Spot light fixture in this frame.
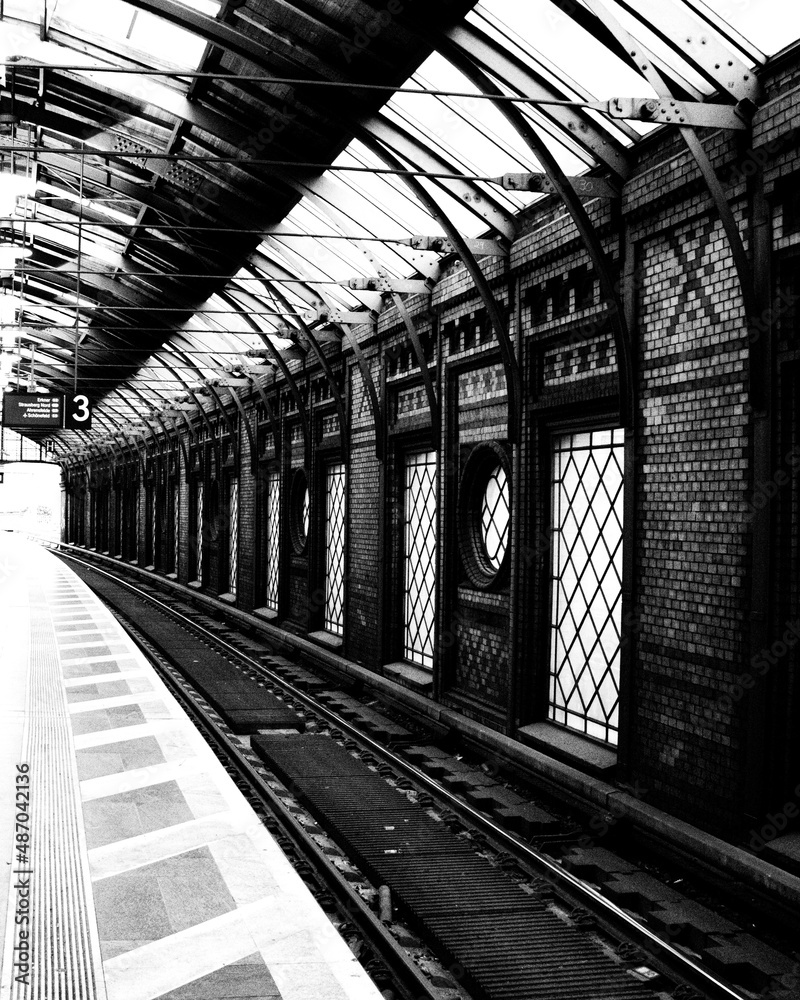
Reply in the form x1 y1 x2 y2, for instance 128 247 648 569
0 288 20 339
0 245 32 262
0 174 36 216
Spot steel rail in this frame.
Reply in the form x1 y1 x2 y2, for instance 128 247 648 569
79 581 441 1000
49 543 752 1000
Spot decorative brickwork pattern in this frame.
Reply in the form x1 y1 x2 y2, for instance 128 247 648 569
458 363 506 403
543 336 616 386
395 385 429 419
453 618 508 708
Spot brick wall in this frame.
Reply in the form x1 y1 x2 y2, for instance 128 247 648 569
66 47 800 839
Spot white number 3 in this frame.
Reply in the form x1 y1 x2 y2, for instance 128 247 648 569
72 394 90 422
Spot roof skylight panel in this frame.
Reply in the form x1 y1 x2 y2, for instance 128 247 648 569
381 92 533 216
474 0 657 100
469 5 643 148
341 133 470 231
256 239 365 312
51 0 209 71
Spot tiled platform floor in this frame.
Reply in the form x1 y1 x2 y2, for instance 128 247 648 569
0 535 383 1000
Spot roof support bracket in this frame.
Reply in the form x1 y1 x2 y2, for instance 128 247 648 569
390 288 439 444
248 376 282 455
204 382 241 468
185 388 222 479
399 236 508 257
266 281 350 455
597 97 753 130
442 47 634 429
340 322 384 461
363 137 522 444
491 173 621 198
226 386 257 473
256 335 311 468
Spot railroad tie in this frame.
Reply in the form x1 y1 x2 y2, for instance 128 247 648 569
252 734 656 1000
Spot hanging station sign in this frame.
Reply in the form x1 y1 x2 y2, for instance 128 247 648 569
63 393 93 430
2 392 64 428
1 392 93 430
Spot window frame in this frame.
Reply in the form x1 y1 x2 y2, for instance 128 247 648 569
458 441 512 590
544 423 626 747
401 447 439 672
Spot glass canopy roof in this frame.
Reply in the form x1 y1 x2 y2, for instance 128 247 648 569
0 0 795 455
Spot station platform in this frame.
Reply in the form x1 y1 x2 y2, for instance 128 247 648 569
0 534 384 1000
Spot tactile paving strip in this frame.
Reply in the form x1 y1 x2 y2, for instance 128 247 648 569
0 580 107 1000
252 735 655 1000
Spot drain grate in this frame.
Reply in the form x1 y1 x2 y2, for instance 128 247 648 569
252 735 655 1000
70 566 301 734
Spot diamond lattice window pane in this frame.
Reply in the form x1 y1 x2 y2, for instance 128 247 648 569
172 484 179 572
195 481 204 582
403 451 437 669
548 428 624 745
481 464 510 569
302 486 310 541
149 487 156 565
324 463 346 636
264 471 280 612
229 478 239 596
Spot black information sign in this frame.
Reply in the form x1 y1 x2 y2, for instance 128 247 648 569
64 393 93 430
2 392 64 429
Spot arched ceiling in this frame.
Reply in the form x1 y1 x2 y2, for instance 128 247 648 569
0 0 783 458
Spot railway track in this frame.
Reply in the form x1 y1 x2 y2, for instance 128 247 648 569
54 546 769 1000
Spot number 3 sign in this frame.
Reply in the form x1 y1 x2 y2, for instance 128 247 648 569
64 393 93 429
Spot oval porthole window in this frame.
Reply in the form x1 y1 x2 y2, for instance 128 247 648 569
290 468 310 553
302 485 310 539
481 465 510 571
458 443 512 588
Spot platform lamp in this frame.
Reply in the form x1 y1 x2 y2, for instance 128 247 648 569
0 284 21 392
0 174 36 219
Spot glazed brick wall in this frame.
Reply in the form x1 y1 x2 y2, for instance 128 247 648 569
237 416 256 609
631 198 750 830
346 433 383 667
69 49 800 839
178 461 191 584
442 359 510 721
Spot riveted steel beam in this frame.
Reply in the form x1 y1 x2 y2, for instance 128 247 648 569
303 305 375 326
441 45 635 429
257 335 311 467
226 386 257 472
444 21 633 175
360 135 522 443
348 277 433 294
266 281 350 455
248 374 281 454
581 0 759 363
356 117 518 239
338 320 384 461
390 287 439 444
597 96 753 129
203 381 240 466
491 173 621 198
398 236 507 257
606 0 761 101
